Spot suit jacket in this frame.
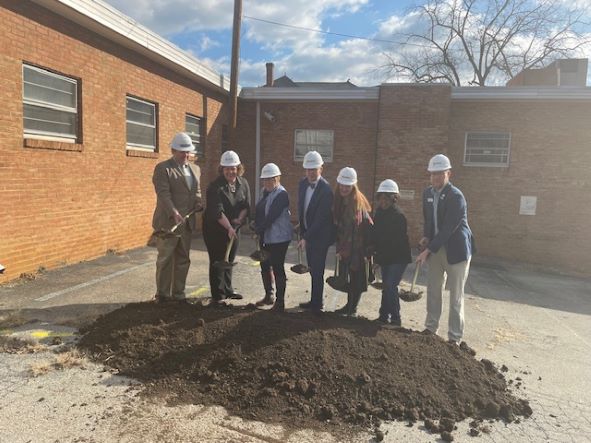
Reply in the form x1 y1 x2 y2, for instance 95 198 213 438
422 182 475 264
152 158 202 231
298 176 335 246
203 175 251 235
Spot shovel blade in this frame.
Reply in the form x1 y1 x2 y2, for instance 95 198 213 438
290 264 309 274
399 290 423 302
250 251 270 262
326 276 349 293
370 281 384 290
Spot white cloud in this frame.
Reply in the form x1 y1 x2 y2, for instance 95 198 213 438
104 0 234 35
103 0 591 87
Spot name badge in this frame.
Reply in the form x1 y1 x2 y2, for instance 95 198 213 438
427 198 434 202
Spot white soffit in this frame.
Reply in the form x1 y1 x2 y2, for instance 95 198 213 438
30 0 230 93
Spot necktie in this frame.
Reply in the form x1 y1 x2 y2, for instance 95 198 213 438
309 183 316 189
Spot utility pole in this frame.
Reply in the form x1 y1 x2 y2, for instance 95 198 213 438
229 0 242 135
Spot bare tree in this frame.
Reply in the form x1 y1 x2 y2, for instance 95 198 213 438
383 0 590 86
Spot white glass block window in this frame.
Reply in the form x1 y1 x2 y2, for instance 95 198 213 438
464 132 511 167
23 64 79 140
294 129 334 162
126 96 157 150
185 114 203 156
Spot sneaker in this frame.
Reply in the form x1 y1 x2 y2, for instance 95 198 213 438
447 339 460 346
421 328 435 335
391 318 402 327
227 292 243 300
376 316 389 323
299 301 313 309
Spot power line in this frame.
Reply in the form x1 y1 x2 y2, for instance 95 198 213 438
243 15 403 45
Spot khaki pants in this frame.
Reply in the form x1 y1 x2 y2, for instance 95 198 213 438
424 247 471 341
155 227 192 300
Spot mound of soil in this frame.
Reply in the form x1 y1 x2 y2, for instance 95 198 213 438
78 302 532 433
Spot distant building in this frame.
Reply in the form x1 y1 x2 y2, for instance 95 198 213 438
237 62 591 275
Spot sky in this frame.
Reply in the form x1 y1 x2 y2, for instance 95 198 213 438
103 0 591 88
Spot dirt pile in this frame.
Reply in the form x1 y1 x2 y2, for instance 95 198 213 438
77 302 532 435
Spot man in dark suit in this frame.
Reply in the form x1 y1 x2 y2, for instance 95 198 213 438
297 151 335 312
152 132 202 302
416 154 475 344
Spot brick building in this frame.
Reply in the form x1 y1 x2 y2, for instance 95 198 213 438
238 63 591 275
0 0 230 282
1 0 589 282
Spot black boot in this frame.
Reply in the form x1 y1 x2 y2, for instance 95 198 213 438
256 271 275 306
335 294 351 315
272 273 286 312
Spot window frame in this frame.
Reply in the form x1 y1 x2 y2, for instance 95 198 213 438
22 63 81 142
126 95 158 151
293 129 334 162
185 113 204 157
463 131 511 167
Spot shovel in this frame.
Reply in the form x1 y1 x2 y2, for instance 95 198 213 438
326 255 349 292
290 230 309 274
399 262 423 302
249 235 270 262
214 235 237 270
147 209 199 246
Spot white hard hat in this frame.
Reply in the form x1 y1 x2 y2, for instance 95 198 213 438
260 163 281 179
302 151 324 169
220 150 241 167
337 167 358 186
377 179 399 194
170 132 195 152
427 154 452 172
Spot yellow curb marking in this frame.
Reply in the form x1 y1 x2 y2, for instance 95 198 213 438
189 286 209 297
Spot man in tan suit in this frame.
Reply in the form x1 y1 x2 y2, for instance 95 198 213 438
152 132 203 302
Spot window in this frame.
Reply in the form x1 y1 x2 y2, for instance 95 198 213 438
23 64 79 140
185 114 203 156
126 96 157 150
464 132 511 167
294 129 334 162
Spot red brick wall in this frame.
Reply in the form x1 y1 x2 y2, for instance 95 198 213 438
449 100 591 275
0 1 227 282
375 84 452 246
236 100 379 220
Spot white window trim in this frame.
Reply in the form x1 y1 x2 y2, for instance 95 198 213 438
23 64 78 140
293 129 334 162
185 114 203 155
463 131 511 167
126 96 157 150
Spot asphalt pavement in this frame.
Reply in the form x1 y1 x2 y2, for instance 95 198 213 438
1 236 590 443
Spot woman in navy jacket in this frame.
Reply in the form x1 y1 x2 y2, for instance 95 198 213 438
253 163 293 311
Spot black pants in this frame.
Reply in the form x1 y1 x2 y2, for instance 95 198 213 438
260 241 290 302
203 225 239 301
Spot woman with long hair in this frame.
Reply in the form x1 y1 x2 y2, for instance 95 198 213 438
333 167 373 316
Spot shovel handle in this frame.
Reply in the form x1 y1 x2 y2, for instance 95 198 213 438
334 254 340 278
170 209 198 234
410 261 421 293
224 236 235 262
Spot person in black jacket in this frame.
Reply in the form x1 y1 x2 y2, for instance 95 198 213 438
203 150 251 303
371 179 411 326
